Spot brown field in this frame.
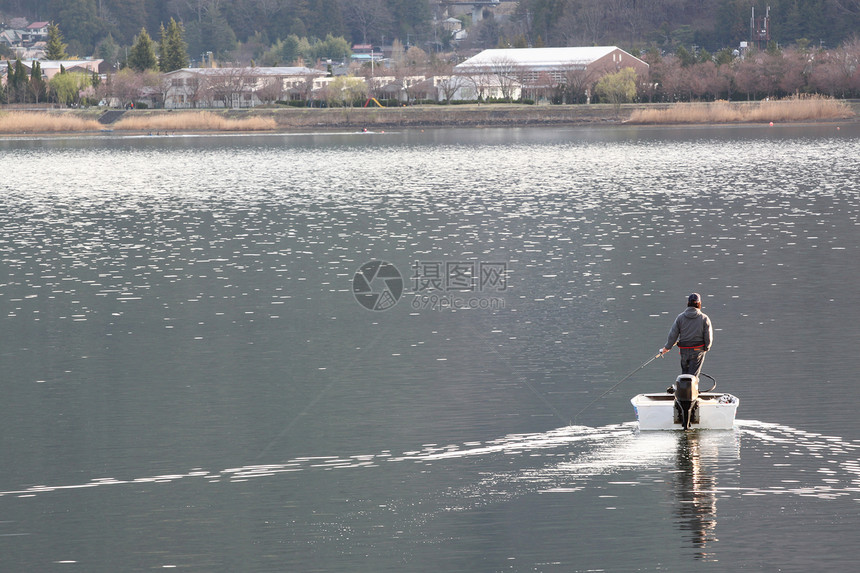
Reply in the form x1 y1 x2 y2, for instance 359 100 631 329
111 111 277 132
627 96 854 124
0 112 103 133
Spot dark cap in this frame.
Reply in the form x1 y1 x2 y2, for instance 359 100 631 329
688 292 701 306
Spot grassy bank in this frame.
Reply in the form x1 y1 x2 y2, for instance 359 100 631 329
253 103 620 130
0 111 104 133
1 98 856 135
112 111 276 132
627 96 854 124
0 110 275 133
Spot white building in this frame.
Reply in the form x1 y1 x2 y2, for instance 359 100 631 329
453 46 649 100
162 66 324 108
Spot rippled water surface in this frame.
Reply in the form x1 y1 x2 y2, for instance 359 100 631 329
1 124 859 571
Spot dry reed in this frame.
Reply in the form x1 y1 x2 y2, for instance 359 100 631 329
112 111 276 132
0 112 103 133
628 96 854 124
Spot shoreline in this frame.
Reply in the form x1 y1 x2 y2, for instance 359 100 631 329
1 101 858 136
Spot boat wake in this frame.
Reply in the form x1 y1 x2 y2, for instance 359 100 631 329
1 420 857 505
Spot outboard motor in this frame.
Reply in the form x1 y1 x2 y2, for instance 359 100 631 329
674 374 700 429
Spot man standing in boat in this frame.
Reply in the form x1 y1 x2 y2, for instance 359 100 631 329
658 293 713 376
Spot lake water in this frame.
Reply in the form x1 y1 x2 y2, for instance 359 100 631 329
1 123 859 571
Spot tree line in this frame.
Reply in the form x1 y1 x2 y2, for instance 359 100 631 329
0 0 431 62
12 40 857 110
3 58 100 106
507 0 859 54
1 1 859 64
639 41 860 102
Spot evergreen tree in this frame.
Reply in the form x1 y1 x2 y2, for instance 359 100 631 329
184 7 237 59
29 61 47 103
159 18 190 72
128 28 158 72
45 22 69 60
158 22 169 70
54 0 103 55
96 34 120 69
3 61 12 103
8 59 29 103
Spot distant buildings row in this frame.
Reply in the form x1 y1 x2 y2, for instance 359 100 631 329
2 47 647 108
1 20 50 60
158 47 647 108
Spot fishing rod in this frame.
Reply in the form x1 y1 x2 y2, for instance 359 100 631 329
572 352 661 425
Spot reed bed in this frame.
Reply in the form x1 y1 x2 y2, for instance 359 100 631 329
628 96 854 124
0 112 103 133
112 111 276 132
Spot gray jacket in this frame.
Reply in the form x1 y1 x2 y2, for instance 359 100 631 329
665 307 712 351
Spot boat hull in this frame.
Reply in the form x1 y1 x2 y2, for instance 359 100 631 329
631 392 739 430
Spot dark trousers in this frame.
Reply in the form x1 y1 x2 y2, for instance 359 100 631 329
680 349 707 377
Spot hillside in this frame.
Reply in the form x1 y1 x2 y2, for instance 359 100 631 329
1 0 858 64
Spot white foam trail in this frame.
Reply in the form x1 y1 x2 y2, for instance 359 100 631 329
2 420 857 501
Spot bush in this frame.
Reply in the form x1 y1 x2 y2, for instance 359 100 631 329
276 99 311 107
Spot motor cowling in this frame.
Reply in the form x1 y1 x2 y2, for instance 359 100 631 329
674 374 700 429
674 374 699 402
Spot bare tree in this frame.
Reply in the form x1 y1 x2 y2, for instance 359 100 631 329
833 0 860 16
256 76 285 104
184 74 209 108
428 60 457 102
107 68 145 107
716 62 736 101
459 66 493 101
344 0 392 44
689 60 717 101
778 48 810 96
734 55 764 100
558 63 595 103
577 0 607 46
435 76 460 103
489 55 520 101
808 52 844 97
829 40 860 97
203 67 257 107
296 73 317 104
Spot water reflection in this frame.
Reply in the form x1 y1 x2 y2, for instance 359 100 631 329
671 430 739 560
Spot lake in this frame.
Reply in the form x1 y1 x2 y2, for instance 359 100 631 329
1 123 859 571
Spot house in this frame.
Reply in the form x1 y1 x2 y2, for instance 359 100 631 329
22 21 49 47
453 46 649 101
350 44 383 64
20 59 103 80
442 18 463 32
161 66 324 108
1 23 45 59
0 29 23 48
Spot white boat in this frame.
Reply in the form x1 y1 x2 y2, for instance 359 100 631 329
631 374 739 430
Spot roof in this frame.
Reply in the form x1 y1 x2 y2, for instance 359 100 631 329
27 22 49 29
164 66 321 77
25 59 103 71
0 29 22 43
456 46 644 69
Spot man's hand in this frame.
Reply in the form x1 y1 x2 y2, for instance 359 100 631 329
657 347 669 357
